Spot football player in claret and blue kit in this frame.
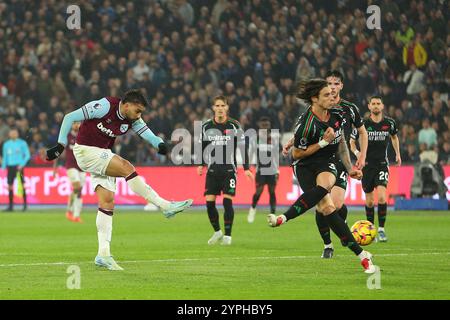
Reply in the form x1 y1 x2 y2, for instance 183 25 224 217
46 89 192 270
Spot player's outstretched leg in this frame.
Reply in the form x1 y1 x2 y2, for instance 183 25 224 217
94 208 123 271
324 210 377 273
125 171 192 218
338 204 348 222
267 186 328 227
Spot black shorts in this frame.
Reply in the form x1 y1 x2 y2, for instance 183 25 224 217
334 160 348 190
293 160 338 192
204 168 237 196
362 164 389 193
7 166 23 185
255 172 278 187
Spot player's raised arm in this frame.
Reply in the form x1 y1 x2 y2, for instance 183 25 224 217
46 98 111 160
131 118 166 154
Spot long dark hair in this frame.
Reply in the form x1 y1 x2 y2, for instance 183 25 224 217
296 78 329 104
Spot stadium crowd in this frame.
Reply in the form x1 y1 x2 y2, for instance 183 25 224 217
0 0 448 167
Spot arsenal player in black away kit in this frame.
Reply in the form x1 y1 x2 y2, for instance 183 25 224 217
268 78 377 274
350 96 401 243
197 95 253 246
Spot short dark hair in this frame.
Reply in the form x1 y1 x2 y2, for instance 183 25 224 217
325 70 344 82
212 95 228 105
369 95 383 103
122 89 149 108
296 78 329 104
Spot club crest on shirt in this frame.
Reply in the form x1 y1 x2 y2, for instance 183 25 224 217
120 124 129 133
299 137 307 146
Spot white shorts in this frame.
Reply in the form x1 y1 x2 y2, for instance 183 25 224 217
66 168 86 186
73 144 116 192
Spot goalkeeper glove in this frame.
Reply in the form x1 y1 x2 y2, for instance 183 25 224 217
157 142 167 155
46 143 65 160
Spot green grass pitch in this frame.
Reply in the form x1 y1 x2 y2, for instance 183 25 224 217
0 209 449 300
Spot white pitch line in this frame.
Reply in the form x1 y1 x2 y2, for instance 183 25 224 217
0 252 449 268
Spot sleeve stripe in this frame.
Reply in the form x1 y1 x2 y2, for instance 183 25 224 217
301 112 314 138
138 127 149 136
136 126 148 135
81 106 89 120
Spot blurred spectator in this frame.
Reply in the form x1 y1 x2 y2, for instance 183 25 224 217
0 0 447 166
439 142 450 165
403 144 420 163
418 119 437 149
403 35 427 68
403 64 426 96
395 20 415 45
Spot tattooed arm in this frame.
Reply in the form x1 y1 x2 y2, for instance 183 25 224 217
337 137 353 173
337 137 362 180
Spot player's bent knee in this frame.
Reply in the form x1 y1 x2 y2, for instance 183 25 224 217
99 199 114 210
320 205 336 215
120 159 135 175
333 199 344 209
318 183 333 193
366 200 375 208
73 187 82 196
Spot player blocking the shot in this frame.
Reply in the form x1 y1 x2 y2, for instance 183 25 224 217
268 79 377 273
197 95 253 245
46 89 192 270
53 122 86 223
316 70 368 258
283 70 368 258
350 96 401 242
